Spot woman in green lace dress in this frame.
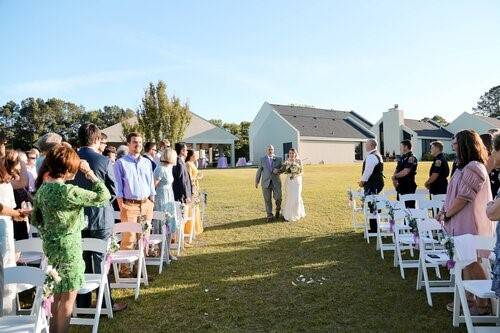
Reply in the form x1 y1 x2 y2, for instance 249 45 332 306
32 146 110 333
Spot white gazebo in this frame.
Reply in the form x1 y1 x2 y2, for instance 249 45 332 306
101 112 238 167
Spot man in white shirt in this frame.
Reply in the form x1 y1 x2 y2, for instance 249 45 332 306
358 139 384 232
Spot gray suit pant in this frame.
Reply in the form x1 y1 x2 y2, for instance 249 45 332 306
262 182 282 217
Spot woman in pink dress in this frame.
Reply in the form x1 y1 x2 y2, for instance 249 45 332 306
438 130 493 314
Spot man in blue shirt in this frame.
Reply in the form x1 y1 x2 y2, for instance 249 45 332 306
114 132 155 276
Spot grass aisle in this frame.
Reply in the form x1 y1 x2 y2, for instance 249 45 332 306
88 162 463 332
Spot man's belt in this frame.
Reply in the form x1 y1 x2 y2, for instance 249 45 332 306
123 198 149 204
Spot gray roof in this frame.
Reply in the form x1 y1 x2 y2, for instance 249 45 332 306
404 119 453 138
270 104 374 139
475 114 500 127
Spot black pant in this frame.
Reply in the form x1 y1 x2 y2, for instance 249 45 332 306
76 228 114 308
364 185 383 233
397 183 417 208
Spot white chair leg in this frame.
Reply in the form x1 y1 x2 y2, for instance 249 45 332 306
92 279 106 333
452 285 460 327
135 259 142 300
159 237 165 274
422 262 433 306
143 257 149 286
104 282 113 319
416 260 422 290
434 265 441 279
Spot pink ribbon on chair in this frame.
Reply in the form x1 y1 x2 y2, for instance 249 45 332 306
413 233 420 249
162 223 168 236
142 234 150 255
105 254 113 274
446 259 455 270
42 295 54 318
389 219 395 233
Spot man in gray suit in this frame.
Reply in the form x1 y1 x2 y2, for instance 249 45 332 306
255 145 283 222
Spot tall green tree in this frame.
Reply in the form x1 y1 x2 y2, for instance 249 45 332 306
473 85 500 117
431 115 449 127
126 80 191 144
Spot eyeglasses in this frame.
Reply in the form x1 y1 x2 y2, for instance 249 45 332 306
28 157 36 160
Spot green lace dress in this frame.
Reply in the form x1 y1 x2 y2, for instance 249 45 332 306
32 181 110 293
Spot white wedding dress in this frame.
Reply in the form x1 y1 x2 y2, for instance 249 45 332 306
283 172 306 222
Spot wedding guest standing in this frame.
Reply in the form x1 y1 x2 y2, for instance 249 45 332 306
103 145 117 163
172 143 193 241
154 139 170 165
358 139 384 233
424 141 449 195
114 132 155 277
437 129 493 315
481 132 500 196
35 132 62 171
0 149 27 315
186 149 203 235
32 146 110 332
143 142 157 172
488 134 500 296
26 149 38 193
153 148 178 260
98 132 108 154
72 124 126 312
392 140 418 207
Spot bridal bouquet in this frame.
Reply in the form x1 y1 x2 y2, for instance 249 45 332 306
281 160 303 179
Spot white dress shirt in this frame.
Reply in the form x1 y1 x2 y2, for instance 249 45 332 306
361 149 380 182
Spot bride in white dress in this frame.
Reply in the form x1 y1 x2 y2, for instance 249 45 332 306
282 148 306 222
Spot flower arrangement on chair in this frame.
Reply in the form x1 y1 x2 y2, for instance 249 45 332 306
441 230 455 269
385 201 396 232
404 210 419 247
42 265 62 318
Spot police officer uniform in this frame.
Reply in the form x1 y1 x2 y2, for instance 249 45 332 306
395 151 418 207
428 153 449 195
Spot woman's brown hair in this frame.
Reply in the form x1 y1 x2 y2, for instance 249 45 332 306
35 146 80 190
455 129 488 169
0 149 20 183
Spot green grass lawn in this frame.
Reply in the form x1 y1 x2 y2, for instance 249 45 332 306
77 162 465 332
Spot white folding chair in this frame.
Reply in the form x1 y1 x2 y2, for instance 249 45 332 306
0 266 49 333
14 238 47 313
146 211 170 274
70 238 113 333
431 193 447 203
170 202 187 256
415 218 453 306
375 200 398 259
348 189 364 230
363 194 387 244
110 222 148 300
399 193 429 208
452 234 500 331
393 209 430 278
419 199 444 217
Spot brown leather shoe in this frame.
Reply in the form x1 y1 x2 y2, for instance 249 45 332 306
112 302 128 312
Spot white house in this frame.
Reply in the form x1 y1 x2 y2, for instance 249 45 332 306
447 112 500 135
249 102 375 164
101 112 238 167
371 105 454 159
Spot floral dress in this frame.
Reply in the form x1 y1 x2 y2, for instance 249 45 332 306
32 181 110 293
153 164 177 233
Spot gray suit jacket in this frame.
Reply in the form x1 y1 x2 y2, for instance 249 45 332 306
71 147 116 231
256 155 283 188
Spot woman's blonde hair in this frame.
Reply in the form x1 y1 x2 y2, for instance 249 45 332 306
161 148 177 165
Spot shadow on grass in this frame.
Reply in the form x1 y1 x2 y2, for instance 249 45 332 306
205 218 269 231
92 231 464 333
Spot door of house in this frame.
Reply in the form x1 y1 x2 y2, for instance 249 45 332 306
283 142 292 159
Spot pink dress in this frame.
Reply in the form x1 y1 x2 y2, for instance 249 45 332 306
444 161 493 236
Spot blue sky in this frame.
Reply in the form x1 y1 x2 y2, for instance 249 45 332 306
1 1 499 124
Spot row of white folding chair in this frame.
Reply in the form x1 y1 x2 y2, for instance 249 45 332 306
15 238 113 332
415 218 453 307
431 193 447 202
452 234 500 332
0 266 48 333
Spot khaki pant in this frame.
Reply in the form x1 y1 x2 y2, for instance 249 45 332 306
119 200 154 274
